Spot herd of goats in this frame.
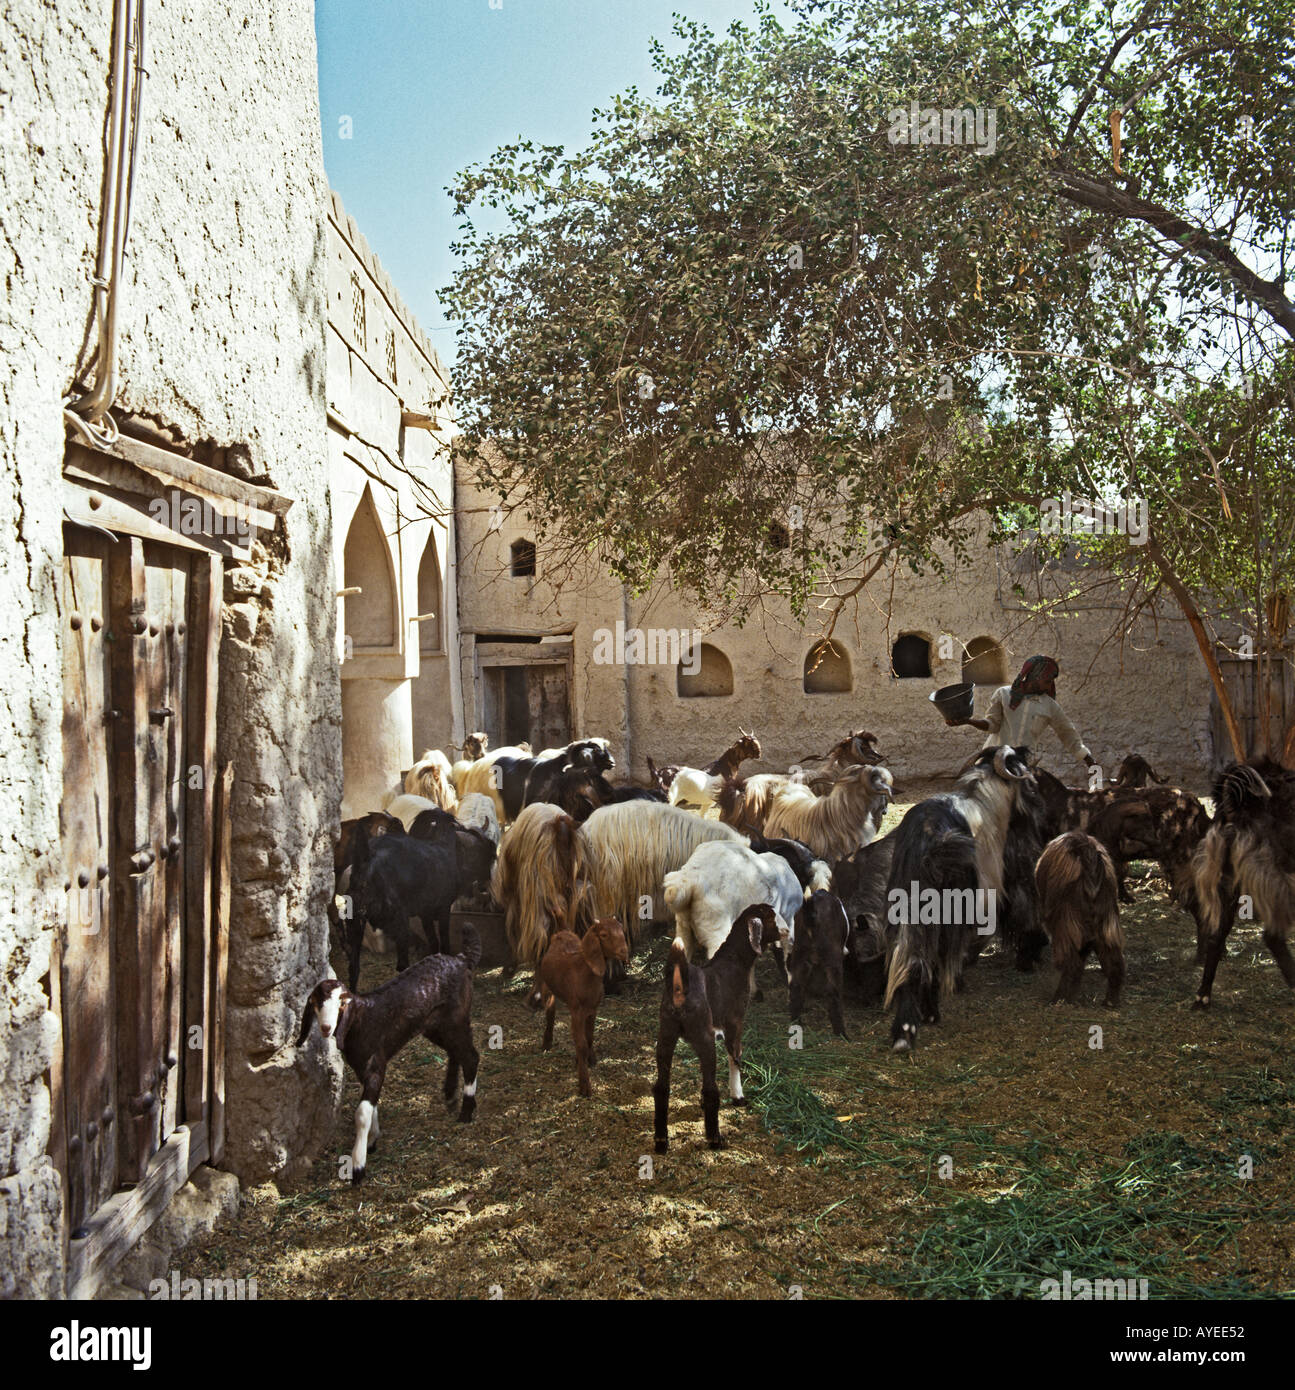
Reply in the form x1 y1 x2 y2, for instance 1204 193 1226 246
299 729 1295 1179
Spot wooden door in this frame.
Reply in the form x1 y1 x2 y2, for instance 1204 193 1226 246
60 533 117 1231
527 665 570 751
58 529 222 1236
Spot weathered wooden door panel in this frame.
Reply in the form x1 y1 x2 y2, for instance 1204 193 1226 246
527 665 570 751
60 533 117 1229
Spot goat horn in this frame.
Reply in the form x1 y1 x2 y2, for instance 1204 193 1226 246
992 745 1029 780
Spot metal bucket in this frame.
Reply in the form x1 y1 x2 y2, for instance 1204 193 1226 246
929 682 975 725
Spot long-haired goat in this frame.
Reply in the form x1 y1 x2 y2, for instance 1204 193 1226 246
997 754 1055 972
1192 759 1295 1008
582 801 745 951
653 904 784 1152
404 748 459 812
298 925 481 1183
757 764 894 862
1035 832 1123 1006
491 802 597 969
450 732 490 791
884 746 1032 1050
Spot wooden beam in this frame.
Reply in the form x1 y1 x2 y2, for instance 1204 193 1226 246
68 424 294 517
65 450 278 532
66 1122 209 1300
63 479 255 561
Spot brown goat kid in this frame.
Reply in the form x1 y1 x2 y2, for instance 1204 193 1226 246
1036 832 1125 1007
653 903 784 1153
534 917 629 1097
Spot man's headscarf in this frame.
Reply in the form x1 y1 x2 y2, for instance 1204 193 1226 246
1008 655 1059 709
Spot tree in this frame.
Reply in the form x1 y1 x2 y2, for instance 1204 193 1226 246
444 0 1295 760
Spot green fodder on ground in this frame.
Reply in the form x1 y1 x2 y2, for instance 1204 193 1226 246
181 809 1295 1299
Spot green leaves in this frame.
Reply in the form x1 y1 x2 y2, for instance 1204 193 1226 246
443 0 1294 643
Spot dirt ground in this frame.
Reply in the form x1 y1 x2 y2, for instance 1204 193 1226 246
183 800 1295 1300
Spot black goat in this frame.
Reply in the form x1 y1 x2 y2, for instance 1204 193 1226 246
347 814 462 988
298 926 481 1183
996 750 1055 972
653 904 783 1152
1111 753 1167 789
519 739 615 813
408 807 497 896
883 746 1031 1051
1192 759 1295 1008
788 890 850 1038
832 830 898 1000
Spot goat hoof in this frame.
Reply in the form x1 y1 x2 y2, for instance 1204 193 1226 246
891 1038 911 1053
708 1136 728 1150
351 1167 366 1186
654 1138 669 1155
1193 995 1210 1010
752 988 764 1003
731 1096 749 1108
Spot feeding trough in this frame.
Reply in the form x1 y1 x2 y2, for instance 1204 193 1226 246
930 682 975 726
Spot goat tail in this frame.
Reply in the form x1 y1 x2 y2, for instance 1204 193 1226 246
666 938 689 1007
458 922 482 972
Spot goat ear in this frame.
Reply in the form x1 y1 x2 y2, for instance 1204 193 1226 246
296 996 316 1046
582 931 606 978
748 916 765 954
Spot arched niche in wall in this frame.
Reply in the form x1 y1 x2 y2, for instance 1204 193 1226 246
804 640 852 694
962 636 1007 686
416 529 443 654
343 484 397 649
677 643 734 698
891 632 932 679
510 538 536 577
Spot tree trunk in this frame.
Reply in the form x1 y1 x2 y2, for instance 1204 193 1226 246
1145 537 1246 763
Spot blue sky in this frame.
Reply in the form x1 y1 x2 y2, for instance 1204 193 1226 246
315 0 792 363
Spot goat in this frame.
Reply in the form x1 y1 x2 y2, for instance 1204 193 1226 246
582 801 745 952
408 807 497 900
801 729 884 773
833 829 898 998
884 746 1032 1051
996 755 1055 972
722 764 893 863
450 732 490 791
297 926 481 1183
788 890 851 1038
1192 759 1295 1008
455 743 536 823
490 802 596 968
1035 832 1123 1006
648 730 761 802
662 840 804 961
384 792 442 831
746 834 833 896
347 813 464 987
533 916 629 1097
456 791 501 846
1110 753 1167 790
523 738 616 811
652 904 784 1153
1035 768 1210 940
404 748 459 812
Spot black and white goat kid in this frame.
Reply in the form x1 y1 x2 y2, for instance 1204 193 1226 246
298 927 482 1183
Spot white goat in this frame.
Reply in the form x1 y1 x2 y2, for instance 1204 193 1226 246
663 840 805 961
456 792 501 846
